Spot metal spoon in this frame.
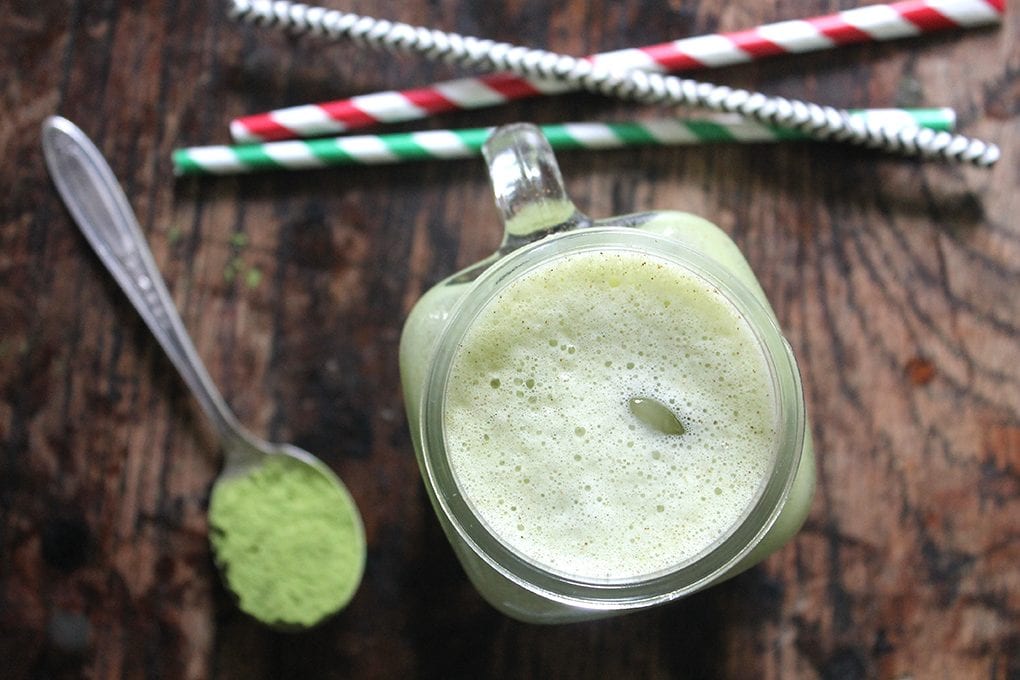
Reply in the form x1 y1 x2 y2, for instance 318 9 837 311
41 115 366 627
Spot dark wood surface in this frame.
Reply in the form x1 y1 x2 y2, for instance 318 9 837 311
2 1 1018 678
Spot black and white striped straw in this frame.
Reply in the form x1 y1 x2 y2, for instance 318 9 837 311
227 0 1000 167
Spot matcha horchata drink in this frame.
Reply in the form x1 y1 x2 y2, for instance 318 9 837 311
399 124 814 623
444 248 775 582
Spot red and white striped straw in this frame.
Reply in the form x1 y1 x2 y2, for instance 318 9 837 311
230 0 1005 143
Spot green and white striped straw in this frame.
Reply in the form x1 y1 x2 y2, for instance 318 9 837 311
174 108 955 176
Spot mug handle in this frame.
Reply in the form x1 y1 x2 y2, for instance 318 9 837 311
482 123 590 252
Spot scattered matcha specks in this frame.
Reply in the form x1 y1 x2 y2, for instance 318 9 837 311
244 266 263 289
223 256 244 283
222 232 264 289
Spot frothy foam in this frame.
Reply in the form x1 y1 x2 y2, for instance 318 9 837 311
444 250 776 580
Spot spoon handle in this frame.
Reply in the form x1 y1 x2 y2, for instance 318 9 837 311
42 116 246 444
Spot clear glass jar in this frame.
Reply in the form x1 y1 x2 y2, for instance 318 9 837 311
399 124 814 623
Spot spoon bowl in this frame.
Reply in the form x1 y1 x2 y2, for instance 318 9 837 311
42 115 366 629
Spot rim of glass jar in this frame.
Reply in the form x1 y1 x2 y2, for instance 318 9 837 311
419 226 806 611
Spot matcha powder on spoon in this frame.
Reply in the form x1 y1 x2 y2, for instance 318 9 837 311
208 455 366 628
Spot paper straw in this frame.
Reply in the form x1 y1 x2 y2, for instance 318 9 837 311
226 0 1000 166
173 112 956 176
228 0 1003 143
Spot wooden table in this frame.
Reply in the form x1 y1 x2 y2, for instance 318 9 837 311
2 1 1017 678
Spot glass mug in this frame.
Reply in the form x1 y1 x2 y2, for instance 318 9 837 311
399 124 815 623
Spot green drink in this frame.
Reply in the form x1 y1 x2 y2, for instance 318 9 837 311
400 125 814 622
445 247 778 581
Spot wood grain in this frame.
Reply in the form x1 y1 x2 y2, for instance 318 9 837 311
1 1 1017 678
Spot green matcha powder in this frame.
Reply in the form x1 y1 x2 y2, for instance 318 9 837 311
209 455 365 628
